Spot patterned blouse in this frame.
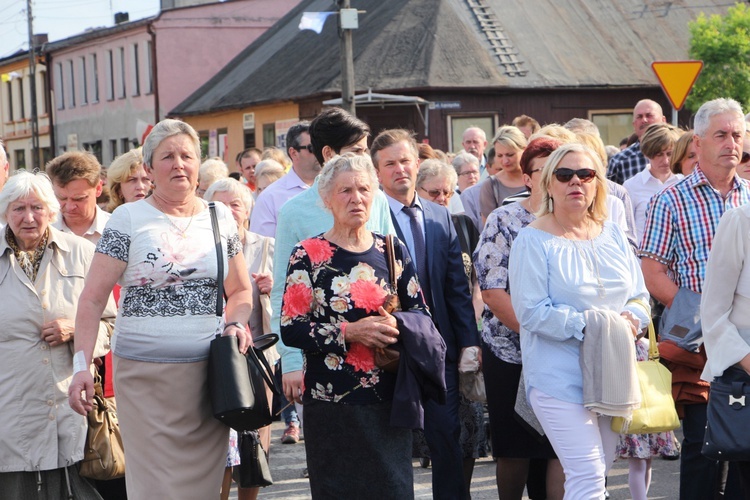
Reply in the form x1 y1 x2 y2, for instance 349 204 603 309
473 202 535 364
280 233 428 405
96 200 241 363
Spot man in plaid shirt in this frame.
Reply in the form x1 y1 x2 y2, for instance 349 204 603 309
639 98 749 499
607 99 667 184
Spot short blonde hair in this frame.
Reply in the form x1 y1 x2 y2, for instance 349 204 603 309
107 148 145 211
537 143 608 224
199 158 229 188
204 177 255 216
492 126 527 151
0 171 60 224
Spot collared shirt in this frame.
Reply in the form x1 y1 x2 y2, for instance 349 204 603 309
385 193 425 261
53 206 111 245
249 168 310 237
639 166 750 293
607 142 649 185
623 166 682 242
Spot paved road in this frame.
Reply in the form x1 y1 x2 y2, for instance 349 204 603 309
231 421 682 499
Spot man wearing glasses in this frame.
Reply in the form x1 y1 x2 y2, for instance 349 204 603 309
250 122 319 237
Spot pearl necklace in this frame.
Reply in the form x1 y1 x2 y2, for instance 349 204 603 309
554 216 606 298
152 196 196 238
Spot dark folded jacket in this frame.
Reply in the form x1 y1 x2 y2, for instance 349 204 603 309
389 311 447 429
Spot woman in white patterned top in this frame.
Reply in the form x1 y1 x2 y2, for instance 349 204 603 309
68 119 254 499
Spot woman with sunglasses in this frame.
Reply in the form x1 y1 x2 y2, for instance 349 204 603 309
623 123 684 242
509 143 650 499
474 137 565 500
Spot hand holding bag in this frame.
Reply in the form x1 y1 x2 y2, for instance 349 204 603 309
374 234 402 373
702 366 750 461
458 346 486 403
205 202 281 431
78 372 126 480
611 320 680 434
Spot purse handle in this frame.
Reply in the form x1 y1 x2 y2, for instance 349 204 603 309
385 234 397 291
627 297 659 362
209 202 224 322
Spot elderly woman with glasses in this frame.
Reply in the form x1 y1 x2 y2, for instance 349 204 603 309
0 171 115 499
509 143 650 498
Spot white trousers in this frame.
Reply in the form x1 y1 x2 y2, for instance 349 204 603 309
529 388 619 500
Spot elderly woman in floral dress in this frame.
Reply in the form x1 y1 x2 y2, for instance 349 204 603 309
281 154 430 499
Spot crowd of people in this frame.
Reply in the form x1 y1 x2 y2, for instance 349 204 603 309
1 95 750 500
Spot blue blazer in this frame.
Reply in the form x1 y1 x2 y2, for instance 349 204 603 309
390 197 480 362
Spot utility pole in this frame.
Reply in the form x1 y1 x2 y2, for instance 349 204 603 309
26 0 40 170
338 0 355 116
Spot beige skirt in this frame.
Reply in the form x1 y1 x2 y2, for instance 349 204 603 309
113 356 228 500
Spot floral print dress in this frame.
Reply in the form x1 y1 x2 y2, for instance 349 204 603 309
280 233 428 405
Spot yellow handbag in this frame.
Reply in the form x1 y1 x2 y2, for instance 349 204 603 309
611 319 681 434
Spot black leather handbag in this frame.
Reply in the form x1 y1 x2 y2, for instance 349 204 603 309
206 202 280 431
235 430 273 488
702 366 750 461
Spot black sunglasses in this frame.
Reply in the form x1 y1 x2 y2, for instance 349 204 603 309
294 144 314 153
553 168 597 183
742 152 750 163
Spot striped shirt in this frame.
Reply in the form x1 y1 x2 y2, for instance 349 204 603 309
638 166 750 293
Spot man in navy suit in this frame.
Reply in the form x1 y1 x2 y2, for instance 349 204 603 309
371 129 481 500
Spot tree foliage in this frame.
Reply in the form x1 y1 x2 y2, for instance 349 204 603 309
687 3 750 113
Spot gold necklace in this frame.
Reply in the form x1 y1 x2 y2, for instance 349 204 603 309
152 196 197 238
554 216 606 298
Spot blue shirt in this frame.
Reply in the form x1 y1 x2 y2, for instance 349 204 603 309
509 222 649 404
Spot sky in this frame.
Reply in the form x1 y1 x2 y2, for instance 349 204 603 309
1 0 160 59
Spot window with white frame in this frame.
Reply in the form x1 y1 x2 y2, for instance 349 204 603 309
6 81 13 120
38 70 47 114
18 77 24 119
55 62 64 109
67 59 75 108
145 40 153 94
131 43 140 96
91 53 100 103
118 47 126 98
80 56 88 105
105 50 114 101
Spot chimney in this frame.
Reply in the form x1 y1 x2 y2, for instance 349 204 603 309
32 34 48 46
114 12 129 24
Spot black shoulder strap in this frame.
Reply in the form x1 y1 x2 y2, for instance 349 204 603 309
209 202 224 319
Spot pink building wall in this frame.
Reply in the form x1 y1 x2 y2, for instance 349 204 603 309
155 0 300 116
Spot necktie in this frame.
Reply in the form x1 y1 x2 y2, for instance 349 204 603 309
402 206 430 298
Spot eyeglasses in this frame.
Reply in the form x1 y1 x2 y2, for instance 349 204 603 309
527 168 542 175
294 144 314 153
420 187 453 199
552 168 597 183
458 169 480 177
742 152 750 164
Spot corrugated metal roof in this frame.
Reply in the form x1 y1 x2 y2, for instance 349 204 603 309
170 0 733 116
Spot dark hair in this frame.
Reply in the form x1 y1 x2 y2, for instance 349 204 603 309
370 129 419 169
286 121 311 151
519 137 561 176
229 172 241 181
235 147 262 165
309 108 370 165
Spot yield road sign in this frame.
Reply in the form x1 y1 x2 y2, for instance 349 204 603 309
651 61 703 111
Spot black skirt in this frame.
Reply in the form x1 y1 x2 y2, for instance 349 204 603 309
0 466 103 500
303 399 414 499
482 344 557 459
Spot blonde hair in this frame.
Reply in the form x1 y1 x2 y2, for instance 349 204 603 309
491 126 527 151
670 131 695 174
107 148 145 211
537 143 608 224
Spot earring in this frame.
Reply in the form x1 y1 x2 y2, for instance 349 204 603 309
548 198 554 213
